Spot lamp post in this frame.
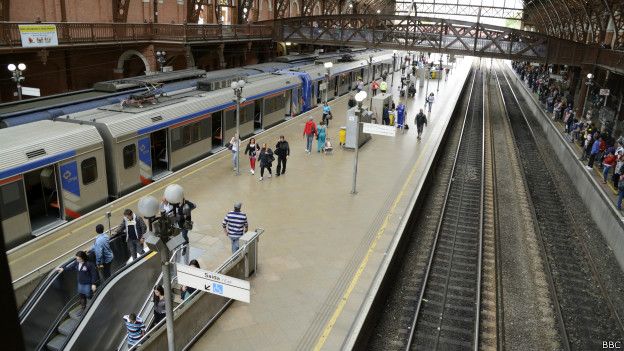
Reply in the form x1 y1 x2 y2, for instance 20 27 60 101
368 54 373 110
583 73 594 120
352 91 367 194
391 50 397 88
8 63 26 100
243 7 248 23
437 56 442 92
231 79 246 175
324 61 333 104
138 184 188 351
156 51 167 72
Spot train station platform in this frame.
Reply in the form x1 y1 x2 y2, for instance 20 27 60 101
9 56 472 349
185 58 473 350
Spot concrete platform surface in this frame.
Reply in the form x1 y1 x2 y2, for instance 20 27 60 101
184 57 474 351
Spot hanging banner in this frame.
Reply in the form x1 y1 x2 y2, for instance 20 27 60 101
19 24 59 48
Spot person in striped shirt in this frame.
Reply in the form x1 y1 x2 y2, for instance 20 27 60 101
124 313 145 348
222 203 249 253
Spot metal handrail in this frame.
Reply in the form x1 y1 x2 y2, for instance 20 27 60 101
116 244 188 351
126 229 264 350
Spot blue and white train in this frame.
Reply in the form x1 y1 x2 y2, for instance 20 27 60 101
0 50 395 247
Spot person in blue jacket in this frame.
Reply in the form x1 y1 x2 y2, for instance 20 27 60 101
396 102 406 131
92 224 114 281
57 251 98 313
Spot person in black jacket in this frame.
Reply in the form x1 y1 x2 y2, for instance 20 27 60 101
57 251 98 313
115 209 147 261
415 109 428 140
275 135 290 176
258 143 274 181
174 198 196 245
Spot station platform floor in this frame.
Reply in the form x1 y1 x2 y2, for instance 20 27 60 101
185 58 473 350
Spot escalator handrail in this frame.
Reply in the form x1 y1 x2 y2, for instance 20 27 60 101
18 231 124 322
116 244 188 351
13 226 122 285
42 247 154 351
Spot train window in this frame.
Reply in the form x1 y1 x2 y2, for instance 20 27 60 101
265 93 286 115
0 180 26 219
123 144 136 169
81 157 98 185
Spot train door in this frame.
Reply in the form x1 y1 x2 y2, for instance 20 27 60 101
0 177 31 248
150 129 169 178
211 111 223 149
254 99 263 132
23 165 62 235
317 80 325 104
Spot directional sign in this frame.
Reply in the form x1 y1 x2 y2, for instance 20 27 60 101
599 89 610 96
21 87 41 97
362 122 396 137
176 264 250 303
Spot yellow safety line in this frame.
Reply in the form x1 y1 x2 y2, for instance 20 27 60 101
11 96 347 266
313 148 427 351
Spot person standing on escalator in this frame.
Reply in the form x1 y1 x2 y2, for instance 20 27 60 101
92 224 114 281
57 251 98 314
115 209 147 261
151 285 166 329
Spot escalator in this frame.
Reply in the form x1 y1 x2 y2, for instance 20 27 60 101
19 234 131 351
18 234 161 351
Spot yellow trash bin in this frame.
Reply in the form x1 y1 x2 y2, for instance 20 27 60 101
431 70 437 79
339 127 347 146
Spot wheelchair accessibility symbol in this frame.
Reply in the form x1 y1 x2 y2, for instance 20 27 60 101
212 283 224 295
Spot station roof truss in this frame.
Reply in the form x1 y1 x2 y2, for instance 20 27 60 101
271 0 623 50
268 14 623 68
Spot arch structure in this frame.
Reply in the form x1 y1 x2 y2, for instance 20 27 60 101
268 14 622 67
116 50 153 75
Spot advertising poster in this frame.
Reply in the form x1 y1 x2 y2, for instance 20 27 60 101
18 24 59 48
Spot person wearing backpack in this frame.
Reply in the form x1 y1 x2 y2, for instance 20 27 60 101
303 117 317 154
258 143 274 181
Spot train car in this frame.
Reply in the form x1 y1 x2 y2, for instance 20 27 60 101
0 120 107 248
59 74 299 198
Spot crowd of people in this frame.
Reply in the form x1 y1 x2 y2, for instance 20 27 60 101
512 61 624 210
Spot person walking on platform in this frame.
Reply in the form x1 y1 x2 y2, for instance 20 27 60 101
356 79 364 92
380 80 388 94
303 117 317 154
322 103 332 128
275 135 290 176
426 93 435 113
258 143 274 180
115 209 147 261
371 80 379 96
223 203 249 253
124 313 145 348
56 251 98 314
92 224 113 281
244 137 260 175
151 285 166 329
415 109 428 140
317 121 327 153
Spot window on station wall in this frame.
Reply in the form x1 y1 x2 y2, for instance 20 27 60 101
171 118 211 151
123 144 137 169
81 157 98 185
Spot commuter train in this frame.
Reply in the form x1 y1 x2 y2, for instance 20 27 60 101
0 50 395 248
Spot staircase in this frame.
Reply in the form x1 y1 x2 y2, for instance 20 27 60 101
46 303 82 351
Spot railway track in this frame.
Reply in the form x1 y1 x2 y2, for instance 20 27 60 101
495 64 624 350
404 67 486 350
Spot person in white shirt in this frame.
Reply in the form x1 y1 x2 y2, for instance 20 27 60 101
426 93 435 113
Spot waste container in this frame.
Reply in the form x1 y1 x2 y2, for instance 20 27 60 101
339 127 347 146
431 70 437 79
